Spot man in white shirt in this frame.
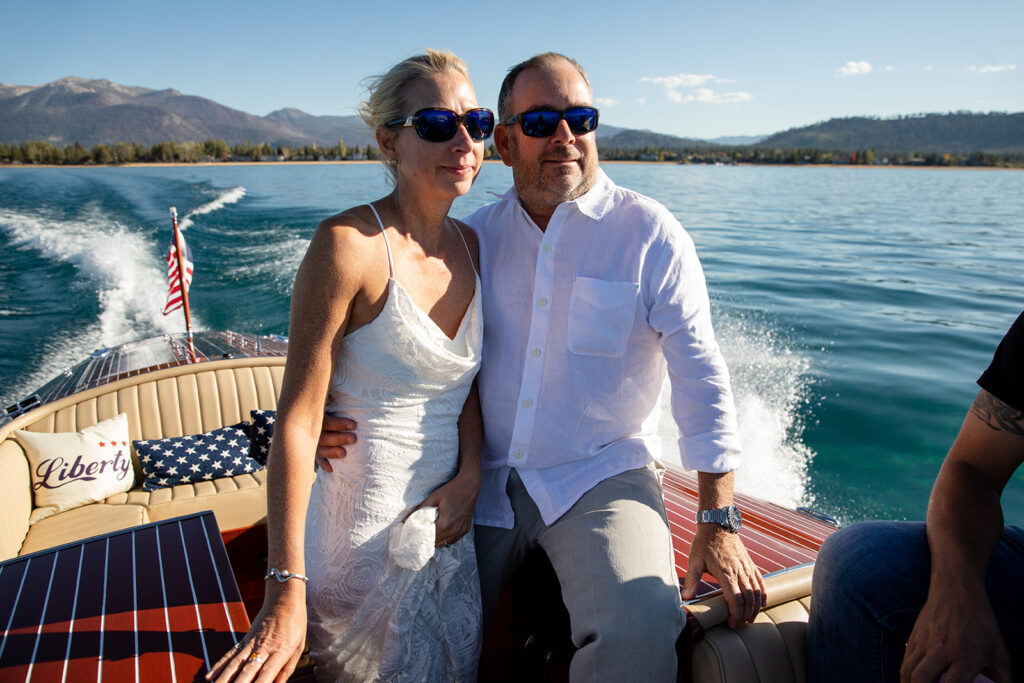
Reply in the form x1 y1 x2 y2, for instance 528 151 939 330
470 52 764 681
320 52 765 680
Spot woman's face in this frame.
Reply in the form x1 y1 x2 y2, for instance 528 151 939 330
387 71 485 200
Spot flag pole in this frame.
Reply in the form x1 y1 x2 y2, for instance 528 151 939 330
169 207 196 360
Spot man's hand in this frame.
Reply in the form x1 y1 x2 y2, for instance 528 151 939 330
900 588 1010 683
900 388 1023 683
680 525 767 628
687 472 767 627
414 472 480 548
314 414 357 472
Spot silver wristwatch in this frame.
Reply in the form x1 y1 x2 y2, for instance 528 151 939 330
695 504 742 533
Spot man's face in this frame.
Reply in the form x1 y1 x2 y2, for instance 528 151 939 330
495 61 599 222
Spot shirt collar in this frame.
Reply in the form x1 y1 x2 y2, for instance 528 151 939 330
494 168 615 222
573 169 615 221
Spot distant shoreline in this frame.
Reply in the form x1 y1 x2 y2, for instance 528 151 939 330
1 160 1019 171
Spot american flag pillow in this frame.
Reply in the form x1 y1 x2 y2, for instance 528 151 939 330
249 409 275 466
134 422 261 491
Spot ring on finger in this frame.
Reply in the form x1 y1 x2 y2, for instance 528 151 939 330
248 652 264 664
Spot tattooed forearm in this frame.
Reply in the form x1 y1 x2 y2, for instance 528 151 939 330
969 390 1024 437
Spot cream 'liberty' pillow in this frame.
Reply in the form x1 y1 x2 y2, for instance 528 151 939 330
15 413 135 524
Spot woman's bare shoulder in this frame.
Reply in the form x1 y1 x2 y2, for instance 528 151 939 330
292 206 382 295
300 206 382 272
315 206 382 245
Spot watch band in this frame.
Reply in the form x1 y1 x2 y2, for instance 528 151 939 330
695 505 741 532
695 508 725 525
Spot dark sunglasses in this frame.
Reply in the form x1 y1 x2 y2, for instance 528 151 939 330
385 107 495 142
501 106 599 138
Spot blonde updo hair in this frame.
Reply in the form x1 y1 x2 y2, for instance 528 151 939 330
360 49 473 183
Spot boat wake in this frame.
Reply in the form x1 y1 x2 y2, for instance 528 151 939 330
0 206 195 407
177 186 246 230
657 313 817 510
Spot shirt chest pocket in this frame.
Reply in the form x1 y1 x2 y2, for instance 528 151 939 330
567 277 640 358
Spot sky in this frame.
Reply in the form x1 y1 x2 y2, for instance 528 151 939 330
1 0 1022 140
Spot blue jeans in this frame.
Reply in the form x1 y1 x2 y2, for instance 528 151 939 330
807 521 1024 682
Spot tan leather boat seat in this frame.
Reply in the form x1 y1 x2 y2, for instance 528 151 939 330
109 469 268 528
686 565 814 683
19 503 150 556
0 358 284 561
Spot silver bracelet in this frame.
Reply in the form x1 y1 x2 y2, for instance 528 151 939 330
265 567 310 584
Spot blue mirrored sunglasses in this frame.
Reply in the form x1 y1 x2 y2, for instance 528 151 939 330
385 108 495 142
501 106 599 138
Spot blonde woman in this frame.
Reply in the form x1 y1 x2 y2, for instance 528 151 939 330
209 50 489 682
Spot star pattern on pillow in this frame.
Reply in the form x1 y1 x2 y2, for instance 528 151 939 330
249 409 275 466
133 422 261 492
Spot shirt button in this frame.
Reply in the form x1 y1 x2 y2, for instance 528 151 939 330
522 399 533 408
542 245 552 254
513 450 523 459
530 348 541 358
537 298 548 307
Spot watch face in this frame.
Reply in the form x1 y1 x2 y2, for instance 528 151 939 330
726 505 742 531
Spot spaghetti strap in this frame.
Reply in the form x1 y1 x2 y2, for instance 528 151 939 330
450 220 478 275
367 203 395 279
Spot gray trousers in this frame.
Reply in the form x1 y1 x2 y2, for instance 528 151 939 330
475 466 684 682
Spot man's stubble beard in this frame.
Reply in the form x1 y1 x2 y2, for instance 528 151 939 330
511 138 598 218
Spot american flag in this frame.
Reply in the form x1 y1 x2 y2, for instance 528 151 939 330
162 230 193 315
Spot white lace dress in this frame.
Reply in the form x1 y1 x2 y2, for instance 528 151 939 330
304 210 483 682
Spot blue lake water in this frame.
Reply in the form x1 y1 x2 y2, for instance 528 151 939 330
1 162 1021 525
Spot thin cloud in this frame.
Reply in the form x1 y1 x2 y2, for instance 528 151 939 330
634 98 646 106
969 64 1018 74
641 73 751 105
681 88 753 104
595 97 621 107
836 61 873 77
642 73 718 89
884 65 896 71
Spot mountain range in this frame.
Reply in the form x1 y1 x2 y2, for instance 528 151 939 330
0 77 374 149
1 77 1021 155
758 113 1024 155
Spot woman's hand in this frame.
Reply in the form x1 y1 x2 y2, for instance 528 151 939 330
415 472 480 548
206 582 307 682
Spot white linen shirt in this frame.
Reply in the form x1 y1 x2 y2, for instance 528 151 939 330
467 169 741 528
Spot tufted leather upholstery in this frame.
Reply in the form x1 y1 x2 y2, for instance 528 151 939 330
686 565 814 683
0 357 285 561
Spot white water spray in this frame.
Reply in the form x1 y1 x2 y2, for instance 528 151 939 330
657 315 816 509
0 206 195 401
177 186 246 230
